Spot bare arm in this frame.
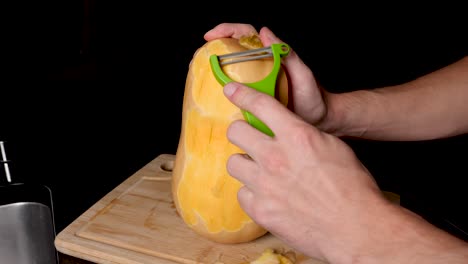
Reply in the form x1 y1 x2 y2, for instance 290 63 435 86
223 81 468 264
205 24 468 263
325 56 468 141
352 201 468 264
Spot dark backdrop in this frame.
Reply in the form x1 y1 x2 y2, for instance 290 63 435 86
2 2 467 239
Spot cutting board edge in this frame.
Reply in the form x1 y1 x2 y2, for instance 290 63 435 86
55 153 178 264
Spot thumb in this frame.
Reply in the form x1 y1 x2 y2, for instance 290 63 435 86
260 27 322 125
258 27 284 46
224 82 299 136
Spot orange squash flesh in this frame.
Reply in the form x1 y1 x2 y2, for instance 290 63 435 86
172 35 289 244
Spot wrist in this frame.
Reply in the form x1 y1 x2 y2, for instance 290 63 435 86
316 91 353 137
318 90 379 138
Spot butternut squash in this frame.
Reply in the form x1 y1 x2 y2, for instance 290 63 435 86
172 34 290 244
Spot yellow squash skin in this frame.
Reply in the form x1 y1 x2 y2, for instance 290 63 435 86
172 36 289 244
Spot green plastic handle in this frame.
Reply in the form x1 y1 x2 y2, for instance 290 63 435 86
210 43 290 137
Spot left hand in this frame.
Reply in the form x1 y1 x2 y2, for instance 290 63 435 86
205 23 328 128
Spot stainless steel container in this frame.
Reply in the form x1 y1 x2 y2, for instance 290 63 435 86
1 141 58 264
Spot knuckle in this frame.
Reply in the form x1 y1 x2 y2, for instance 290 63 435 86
246 92 269 114
289 123 315 147
260 149 288 173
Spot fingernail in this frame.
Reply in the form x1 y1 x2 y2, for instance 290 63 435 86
224 82 238 97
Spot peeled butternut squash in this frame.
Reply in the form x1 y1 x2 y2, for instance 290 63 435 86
172 34 290 244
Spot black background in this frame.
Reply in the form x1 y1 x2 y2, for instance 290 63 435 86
1 2 467 239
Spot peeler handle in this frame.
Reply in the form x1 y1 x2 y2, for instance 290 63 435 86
241 110 274 136
210 43 290 137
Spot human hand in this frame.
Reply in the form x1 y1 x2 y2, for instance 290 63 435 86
222 81 391 263
205 23 329 128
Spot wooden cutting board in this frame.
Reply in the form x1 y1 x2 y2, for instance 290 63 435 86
55 154 326 264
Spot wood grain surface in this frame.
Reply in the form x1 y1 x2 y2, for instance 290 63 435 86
55 154 326 264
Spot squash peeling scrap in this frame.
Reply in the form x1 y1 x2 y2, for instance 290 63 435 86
172 34 290 244
249 248 296 264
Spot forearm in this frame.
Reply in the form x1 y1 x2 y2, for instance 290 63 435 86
323 56 468 141
353 203 468 264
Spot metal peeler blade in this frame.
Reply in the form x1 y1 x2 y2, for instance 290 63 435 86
217 46 275 66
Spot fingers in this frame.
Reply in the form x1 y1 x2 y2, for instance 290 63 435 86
205 25 310 84
227 119 272 156
260 27 315 87
259 27 321 123
204 23 258 41
258 26 284 46
237 186 254 215
226 152 258 188
224 82 301 137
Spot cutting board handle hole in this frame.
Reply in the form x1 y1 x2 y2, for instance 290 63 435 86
160 161 174 172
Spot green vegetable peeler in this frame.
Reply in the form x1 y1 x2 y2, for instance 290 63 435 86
209 43 290 137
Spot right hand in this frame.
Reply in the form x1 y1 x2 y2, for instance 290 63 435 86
205 23 330 130
221 81 388 262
